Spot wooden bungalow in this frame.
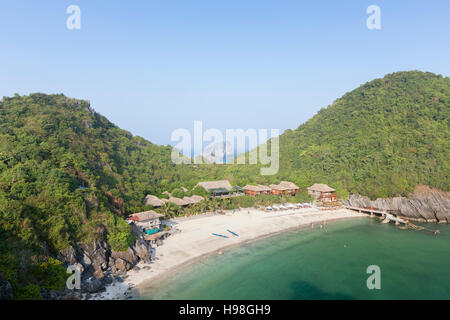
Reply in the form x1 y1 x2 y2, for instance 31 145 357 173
307 184 337 203
257 185 272 195
189 195 205 203
163 197 189 207
243 184 271 196
144 195 165 207
270 181 299 196
182 195 204 205
128 210 163 230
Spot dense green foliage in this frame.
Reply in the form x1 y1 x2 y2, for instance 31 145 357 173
0 93 191 297
190 71 449 199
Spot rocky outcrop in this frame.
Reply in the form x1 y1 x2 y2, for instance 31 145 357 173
347 186 450 223
109 248 139 273
53 225 154 299
79 240 109 272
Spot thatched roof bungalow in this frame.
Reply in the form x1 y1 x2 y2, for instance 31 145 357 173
163 197 189 207
189 195 205 203
128 210 163 229
243 184 271 196
144 195 165 207
129 210 163 222
270 181 299 195
307 184 337 202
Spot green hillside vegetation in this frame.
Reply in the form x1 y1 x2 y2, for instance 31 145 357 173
0 93 195 297
194 71 449 199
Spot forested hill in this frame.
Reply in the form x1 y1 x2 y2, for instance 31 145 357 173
206 71 449 198
0 93 193 298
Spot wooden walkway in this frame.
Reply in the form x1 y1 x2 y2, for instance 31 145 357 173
345 206 407 224
346 206 440 234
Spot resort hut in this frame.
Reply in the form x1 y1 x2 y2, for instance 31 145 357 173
181 187 188 193
307 184 337 203
189 195 205 203
257 185 272 195
163 197 189 207
128 210 163 230
243 185 263 196
144 195 165 207
182 196 197 205
162 191 171 197
270 181 299 196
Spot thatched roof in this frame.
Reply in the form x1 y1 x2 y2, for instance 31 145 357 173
130 210 163 222
244 184 271 192
182 196 195 205
278 181 299 190
144 195 164 207
271 181 299 191
243 185 261 192
163 197 189 206
258 184 271 192
307 184 335 192
181 187 188 192
181 195 204 205
162 191 171 197
190 195 204 203
196 180 232 191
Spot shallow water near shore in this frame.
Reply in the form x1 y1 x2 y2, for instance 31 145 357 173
136 218 450 300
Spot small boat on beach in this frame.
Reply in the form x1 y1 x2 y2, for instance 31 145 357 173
227 229 239 237
212 233 229 238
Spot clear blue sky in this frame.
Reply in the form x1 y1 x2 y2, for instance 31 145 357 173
1 1 449 149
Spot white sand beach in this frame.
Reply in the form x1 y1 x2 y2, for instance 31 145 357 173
90 207 365 299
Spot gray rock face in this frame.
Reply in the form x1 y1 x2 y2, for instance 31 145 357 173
0 274 13 300
53 226 153 298
132 238 151 263
57 246 79 265
84 277 105 293
347 190 450 223
109 248 139 273
79 240 109 272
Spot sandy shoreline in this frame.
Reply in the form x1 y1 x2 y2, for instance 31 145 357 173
90 207 366 300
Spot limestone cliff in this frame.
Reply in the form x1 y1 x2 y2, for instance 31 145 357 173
347 185 450 223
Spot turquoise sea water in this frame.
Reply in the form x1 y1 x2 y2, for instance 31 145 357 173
137 218 450 300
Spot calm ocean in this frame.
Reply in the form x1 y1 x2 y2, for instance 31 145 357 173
137 218 450 300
